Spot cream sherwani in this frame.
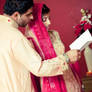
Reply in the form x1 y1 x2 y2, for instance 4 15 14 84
0 15 69 92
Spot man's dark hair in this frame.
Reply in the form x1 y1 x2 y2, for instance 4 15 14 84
4 0 34 15
42 4 50 15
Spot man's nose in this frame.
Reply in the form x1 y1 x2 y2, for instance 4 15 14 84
29 15 34 20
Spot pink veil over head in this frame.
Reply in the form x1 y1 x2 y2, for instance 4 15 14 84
28 3 67 92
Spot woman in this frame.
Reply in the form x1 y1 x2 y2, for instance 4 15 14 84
25 3 82 92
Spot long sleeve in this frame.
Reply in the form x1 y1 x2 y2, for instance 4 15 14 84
12 36 69 77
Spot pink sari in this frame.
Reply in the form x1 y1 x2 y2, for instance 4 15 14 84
27 3 81 92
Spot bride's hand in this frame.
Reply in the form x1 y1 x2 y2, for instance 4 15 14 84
66 50 81 63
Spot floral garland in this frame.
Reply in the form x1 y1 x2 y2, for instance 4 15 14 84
74 9 92 37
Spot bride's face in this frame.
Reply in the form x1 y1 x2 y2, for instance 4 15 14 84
42 13 51 29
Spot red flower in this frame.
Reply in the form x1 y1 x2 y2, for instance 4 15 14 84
74 10 92 37
75 24 81 29
74 24 82 36
84 23 92 30
75 28 82 36
80 21 87 24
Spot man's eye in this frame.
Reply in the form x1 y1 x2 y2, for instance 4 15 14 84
27 12 33 16
27 14 31 16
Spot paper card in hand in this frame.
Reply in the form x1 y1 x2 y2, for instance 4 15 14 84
69 29 92 51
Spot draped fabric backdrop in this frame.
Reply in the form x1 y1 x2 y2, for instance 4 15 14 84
1 0 92 78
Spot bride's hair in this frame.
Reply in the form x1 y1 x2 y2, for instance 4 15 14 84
42 4 50 15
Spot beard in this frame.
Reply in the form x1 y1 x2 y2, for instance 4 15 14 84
17 18 28 27
18 22 27 27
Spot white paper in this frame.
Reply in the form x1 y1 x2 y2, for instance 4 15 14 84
69 29 92 51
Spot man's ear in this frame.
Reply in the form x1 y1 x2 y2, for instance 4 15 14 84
11 12 20 21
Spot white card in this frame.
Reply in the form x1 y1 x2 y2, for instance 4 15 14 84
69 29 92 51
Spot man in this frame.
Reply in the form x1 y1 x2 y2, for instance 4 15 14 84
0 0 81 92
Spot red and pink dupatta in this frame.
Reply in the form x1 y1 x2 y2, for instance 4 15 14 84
28 3 67 92
28 3 82 92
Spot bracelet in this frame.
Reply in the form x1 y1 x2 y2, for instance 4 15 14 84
63 53 70 63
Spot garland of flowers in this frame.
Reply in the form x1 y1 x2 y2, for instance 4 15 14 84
74 9 92 37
